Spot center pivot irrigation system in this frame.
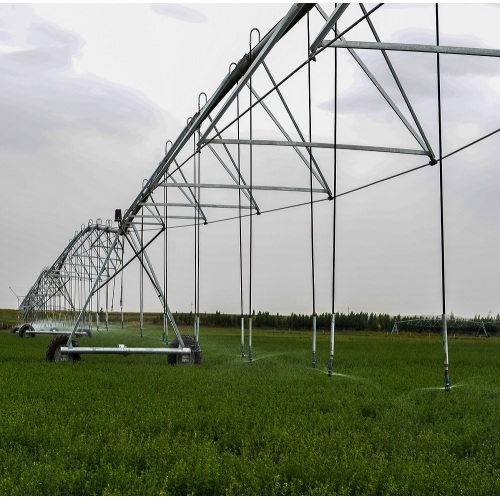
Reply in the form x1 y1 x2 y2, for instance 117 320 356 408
18 3 500 388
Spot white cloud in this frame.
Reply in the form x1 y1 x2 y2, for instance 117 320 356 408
149 3 207 23
0 3 178 308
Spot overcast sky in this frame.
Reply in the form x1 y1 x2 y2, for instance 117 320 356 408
1 2 499 319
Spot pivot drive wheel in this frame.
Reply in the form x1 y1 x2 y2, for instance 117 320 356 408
19 324 35 338
46 334 81 363
167 335 202 365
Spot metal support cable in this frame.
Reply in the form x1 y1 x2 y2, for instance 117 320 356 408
308 15 316 318
232 66 244 319
105 229 110 329
111 256 116 312
223 63 247 355
308 13 317 369
164 163 168 343
248 28 260 364
88 230 92 330
193 122 198 337
140 198 144 337
436 6 446 317
328 17 339 378
97 231 100 331
249 34 255 322
237 73 245 357
120 235 124 328
249 35 254 320
442 127 500 160
196 141 200 329
196 96 204 342
436 3 450 392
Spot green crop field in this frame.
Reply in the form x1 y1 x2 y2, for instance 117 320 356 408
0 320 498 495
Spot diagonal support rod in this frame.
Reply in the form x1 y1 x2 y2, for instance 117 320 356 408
315 4 430 155
309 3 349 54
359 3 435 158
126 226 184 345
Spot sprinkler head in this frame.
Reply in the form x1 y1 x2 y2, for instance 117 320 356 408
445 374 451 392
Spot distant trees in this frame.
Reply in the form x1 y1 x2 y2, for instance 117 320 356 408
170 310 498 335
172 310 386 332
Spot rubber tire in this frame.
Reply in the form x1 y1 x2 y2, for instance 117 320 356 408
19 324 34 338
46 334 81 363
167 335 202 365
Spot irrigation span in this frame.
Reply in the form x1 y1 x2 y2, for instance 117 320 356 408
18 4 500 388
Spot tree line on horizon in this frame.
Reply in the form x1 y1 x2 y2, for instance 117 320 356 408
170 310 499 334
2 307 497 335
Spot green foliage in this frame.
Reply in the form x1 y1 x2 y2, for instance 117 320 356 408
0 325 498 495
172 310 498 334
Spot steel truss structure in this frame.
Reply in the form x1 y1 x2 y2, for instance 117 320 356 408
18 4 500 381
20 221 123 331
